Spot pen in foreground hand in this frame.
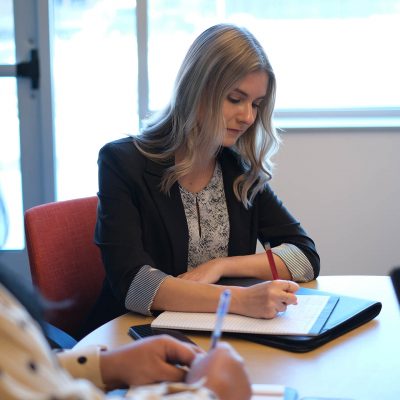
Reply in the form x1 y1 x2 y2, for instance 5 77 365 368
210 289 231 350
264 242 279 280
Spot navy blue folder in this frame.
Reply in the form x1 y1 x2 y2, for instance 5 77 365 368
218 278 382 352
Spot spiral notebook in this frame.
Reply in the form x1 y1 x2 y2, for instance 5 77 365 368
151 295 339 336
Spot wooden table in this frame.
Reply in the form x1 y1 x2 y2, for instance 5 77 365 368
75 276 400 399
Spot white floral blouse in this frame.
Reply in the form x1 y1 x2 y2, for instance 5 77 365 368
0 283 216 400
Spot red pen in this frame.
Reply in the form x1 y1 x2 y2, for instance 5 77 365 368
264 242 279 280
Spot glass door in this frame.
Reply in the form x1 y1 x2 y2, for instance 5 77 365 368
0 1 55 277
0 0 22 251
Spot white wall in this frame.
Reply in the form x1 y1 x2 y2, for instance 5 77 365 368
19 129 399 279
269 129 400 276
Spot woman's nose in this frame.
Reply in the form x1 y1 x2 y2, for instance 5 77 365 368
238 103 256 125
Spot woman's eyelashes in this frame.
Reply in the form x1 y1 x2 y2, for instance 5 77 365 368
227 96 262 109
227 96 241 104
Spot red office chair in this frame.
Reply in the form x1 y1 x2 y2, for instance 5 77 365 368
24 196 105 344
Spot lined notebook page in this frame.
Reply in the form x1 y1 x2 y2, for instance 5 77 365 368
152 295 336 336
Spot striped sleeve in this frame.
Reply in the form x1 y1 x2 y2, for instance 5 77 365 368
272 243 314 282
125 265 170 315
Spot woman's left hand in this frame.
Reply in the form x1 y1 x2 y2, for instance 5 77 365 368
178 259 224 283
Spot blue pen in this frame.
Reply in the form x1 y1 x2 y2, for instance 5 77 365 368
210 289 231 350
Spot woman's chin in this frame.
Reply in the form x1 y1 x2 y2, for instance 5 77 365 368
222 133 241 147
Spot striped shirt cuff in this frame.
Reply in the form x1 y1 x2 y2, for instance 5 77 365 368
272 243 314 282
125 265 169 315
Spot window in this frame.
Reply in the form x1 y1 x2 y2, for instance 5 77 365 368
53 0 138 200
148 0 400 128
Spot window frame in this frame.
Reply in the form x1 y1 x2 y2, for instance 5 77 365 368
0 0 55 270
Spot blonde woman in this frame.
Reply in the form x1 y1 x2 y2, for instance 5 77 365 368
90 24 319 332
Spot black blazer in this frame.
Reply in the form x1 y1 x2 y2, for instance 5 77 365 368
85 137 320 333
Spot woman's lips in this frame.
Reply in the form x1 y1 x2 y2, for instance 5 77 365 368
227 128 242 135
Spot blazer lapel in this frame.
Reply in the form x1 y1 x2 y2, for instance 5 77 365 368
143 159 189 274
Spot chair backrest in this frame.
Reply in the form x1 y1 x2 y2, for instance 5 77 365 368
24 196 105 338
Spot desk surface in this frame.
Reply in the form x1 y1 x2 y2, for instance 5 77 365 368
76 276 400 400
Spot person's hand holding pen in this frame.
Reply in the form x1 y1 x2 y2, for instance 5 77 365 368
174 241 299 319
228 280 299 319
186 342 252 400
222 241 298 319
186 289 252 400
101 333 251 399
211 265 298 319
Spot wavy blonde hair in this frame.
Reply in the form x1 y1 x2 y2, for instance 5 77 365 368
135 23 280 208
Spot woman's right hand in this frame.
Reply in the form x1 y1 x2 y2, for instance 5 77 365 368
232 280 299 319
186 342 252 400
100 335 201 389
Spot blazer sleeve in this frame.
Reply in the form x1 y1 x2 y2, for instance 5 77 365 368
95 141 158 301
256 184 320 279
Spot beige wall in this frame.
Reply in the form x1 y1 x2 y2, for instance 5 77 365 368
268 129 400 276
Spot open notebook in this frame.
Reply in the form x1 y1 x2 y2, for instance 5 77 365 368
151 295 339 336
